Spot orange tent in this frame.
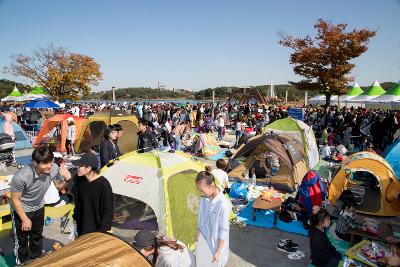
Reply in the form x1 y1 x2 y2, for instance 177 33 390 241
33 114 86 152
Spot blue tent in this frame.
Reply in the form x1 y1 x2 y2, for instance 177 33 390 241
0 118 32 150
382 139 400 179
25 99 60 109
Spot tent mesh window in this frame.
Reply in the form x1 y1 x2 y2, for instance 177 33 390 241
112 193 158 233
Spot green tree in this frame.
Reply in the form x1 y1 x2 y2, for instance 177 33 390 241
4 44 103 100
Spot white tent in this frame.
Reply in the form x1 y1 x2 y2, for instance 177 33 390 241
365 82 400 110
309 95 338 105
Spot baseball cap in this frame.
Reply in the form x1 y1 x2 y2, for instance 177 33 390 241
71 153 99 170
132 230 156 250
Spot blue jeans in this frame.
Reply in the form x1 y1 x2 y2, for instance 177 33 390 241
235 130 242 145
217 127 223 141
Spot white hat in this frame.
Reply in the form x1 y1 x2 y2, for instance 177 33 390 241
66 117 74 122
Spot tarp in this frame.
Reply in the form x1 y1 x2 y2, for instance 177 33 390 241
33 114 87 152
101 150 205 249
262 117 319 169
0 118 32 150
27 232 151 267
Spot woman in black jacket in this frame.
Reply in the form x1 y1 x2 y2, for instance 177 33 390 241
100 125 121 168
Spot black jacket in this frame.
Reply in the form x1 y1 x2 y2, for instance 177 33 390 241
137 129 158 153
72 176 113 236
309 227 342 267
100 139 121 168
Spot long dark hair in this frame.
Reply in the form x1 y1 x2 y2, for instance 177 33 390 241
152 236 185 265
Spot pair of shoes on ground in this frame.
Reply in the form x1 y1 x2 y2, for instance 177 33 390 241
277 239 305 260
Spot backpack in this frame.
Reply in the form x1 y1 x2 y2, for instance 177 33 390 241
298 170 327 215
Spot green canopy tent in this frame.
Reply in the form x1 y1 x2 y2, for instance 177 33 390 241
346 80 386 106
1 85 24 102
366 82 400 110
23 86 48 101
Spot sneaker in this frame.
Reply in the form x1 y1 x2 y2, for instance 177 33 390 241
279 239 299 249
277 243 298 253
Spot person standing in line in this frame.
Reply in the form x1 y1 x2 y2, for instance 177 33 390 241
195 167 230 266
71 153 113 236
66 117 76 157
10 146 72 265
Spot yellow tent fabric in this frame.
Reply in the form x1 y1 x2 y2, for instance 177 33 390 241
75 110 139 154
328 152 400 217
27 232 151 267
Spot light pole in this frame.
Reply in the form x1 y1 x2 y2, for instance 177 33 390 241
112 86 116 103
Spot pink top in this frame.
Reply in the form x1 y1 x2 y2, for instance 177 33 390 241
3 113 15 140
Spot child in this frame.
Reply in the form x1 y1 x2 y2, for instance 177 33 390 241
335 199 363 243
386 243 400 267
195 167 230 266
66 117 76 156
309 209 342 267
211 160 230 194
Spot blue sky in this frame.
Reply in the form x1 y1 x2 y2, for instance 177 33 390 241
0 0 399 91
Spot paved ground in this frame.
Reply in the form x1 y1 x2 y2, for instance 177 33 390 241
0 141 311 266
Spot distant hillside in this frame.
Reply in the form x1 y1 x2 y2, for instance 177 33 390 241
0 79 31 99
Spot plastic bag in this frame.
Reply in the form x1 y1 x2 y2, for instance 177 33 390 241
229 182 248 199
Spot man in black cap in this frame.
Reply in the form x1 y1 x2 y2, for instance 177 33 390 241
71 153 114 236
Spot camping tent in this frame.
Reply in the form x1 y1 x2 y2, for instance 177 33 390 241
365 82 400 110
382 139 400 181
346 80 386 106
75 110 139 154
0 117 32 150
328 152 400 217
100 150 205 249
27 232 151 267
228 134 308 193
262 117 319 169
33 114 87 152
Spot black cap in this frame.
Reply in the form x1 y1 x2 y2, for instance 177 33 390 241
71 153 99 170
132 230 156 250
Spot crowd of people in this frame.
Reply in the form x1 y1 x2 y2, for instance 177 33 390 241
2 99 400 267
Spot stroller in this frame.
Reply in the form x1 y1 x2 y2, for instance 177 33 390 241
0 133 22 169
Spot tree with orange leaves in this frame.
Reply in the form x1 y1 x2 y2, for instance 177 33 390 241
4 44 102 100
279 19 376 106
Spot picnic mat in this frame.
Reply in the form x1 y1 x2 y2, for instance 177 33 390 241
206 149 227 161
0 253 15 267
15 155 32 166
237 200 309 235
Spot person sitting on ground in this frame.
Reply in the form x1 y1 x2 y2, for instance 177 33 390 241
249 152 270 179
335 198 364 244
321 141 332 161
265 151 280 175
210 160 230 194
309 209 342 267
132 230 195 267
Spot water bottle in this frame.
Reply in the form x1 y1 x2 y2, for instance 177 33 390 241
244 169 249 185
251 172 256 187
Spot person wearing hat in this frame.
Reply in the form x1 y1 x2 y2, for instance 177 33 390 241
71 153 113 236
133 230 195 267
66 117 76 157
